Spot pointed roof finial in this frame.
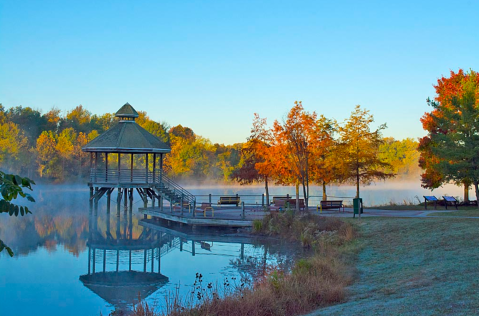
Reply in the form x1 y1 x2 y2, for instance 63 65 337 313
116 102 139 119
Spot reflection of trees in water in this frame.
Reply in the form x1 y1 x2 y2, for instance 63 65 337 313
0 188 95 256
229 240 303 286
1 212 90 256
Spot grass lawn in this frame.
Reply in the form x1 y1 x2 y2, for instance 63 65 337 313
365 204 425 210
428 207 479 217
309 217 479 316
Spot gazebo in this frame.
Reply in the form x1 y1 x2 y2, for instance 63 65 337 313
80 210 171 311
82 103 195 211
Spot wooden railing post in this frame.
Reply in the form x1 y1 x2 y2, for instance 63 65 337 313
145 153 149 184
118 153 121 184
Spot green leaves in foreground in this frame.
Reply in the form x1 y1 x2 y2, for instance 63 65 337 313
0 171 35 257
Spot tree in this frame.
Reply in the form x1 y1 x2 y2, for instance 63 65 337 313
0 122 29 172
272 102 320 209
232 114 275 206
418 69 479 202
63 105 92 134
337 105 394 198
0 171 35 256
309 115 337 201
36 131 58 178
428 73 479 207
379 137 421 179
75 132 89 178
6 106 47 146
56 128 76 179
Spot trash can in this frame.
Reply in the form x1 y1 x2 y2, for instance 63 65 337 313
353 198 363 215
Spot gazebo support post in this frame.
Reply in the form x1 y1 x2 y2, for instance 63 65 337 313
90 153 93 181
117 189 122 216
143 250 147 272
88 247 91 275
116 250 119 272
105 153 108 182
158 247 161 273
106 189 111 213
131 154 133 182
151 248 154 272
129 189 133 212
145 153 149 184
94 153 98 182
124 188 128 209
103 250 106 272
129 250 132 271
118 153 121 184
153 153 156 183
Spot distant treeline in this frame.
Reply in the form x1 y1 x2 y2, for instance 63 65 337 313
0 103 420 183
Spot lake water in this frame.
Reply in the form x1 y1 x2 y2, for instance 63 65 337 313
0 186 300 316
0 181 467 315
185 180 467 206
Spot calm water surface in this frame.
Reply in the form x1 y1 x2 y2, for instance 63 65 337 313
0 181 465 315
0 186 300 316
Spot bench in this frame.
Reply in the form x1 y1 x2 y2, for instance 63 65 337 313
319 200 344 212
218 196 240 206
195 202 214 217
424 196 438 210
443 196 458 210
270 198 287 212
271 198 305 211
271 196 290 205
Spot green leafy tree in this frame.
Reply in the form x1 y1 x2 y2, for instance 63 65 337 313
428 73 479 206
337 105 395 198
0 171 35 256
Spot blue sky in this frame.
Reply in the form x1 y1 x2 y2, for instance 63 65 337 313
1 0 478 144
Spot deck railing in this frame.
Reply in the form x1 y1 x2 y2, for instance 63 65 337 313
155 173 196 205
90 168 157 184
89 168 196 204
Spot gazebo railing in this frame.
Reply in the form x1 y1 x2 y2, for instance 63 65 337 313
89 168 196 205
90 169 156 184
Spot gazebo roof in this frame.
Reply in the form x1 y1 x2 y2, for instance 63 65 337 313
80 271 168 308
82 103 171 154
116 102 139 118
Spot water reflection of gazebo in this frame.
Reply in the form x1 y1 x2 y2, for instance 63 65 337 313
82 103 195 212
79 209 175 310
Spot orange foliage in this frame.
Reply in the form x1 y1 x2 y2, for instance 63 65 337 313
419 69 479 189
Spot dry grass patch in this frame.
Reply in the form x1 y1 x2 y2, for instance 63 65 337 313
128 212 358 316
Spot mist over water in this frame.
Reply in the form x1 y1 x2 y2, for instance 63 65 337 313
182 180 466 206
0 185 300 316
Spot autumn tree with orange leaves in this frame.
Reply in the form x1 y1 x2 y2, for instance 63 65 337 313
421 70 479 205
419 69 479 202
232 114 274 207
272 101 326 209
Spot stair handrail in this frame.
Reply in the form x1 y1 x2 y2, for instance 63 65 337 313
155 172 196 204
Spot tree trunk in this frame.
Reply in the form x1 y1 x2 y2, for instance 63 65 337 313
295 181 300 212
474 181 479 210
464 182 470 204
301 177 307 211
264 176 269 210
322 181 327 201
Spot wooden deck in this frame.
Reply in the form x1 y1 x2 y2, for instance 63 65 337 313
139 206 270 227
